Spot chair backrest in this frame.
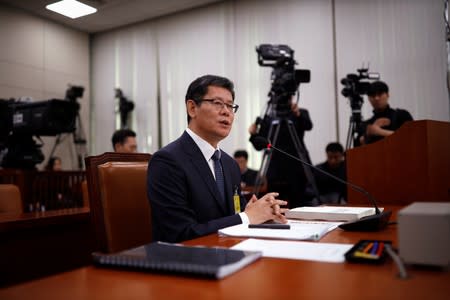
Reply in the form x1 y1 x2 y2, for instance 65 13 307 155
81 180 89 207
0 184 23 214
85 152 152 253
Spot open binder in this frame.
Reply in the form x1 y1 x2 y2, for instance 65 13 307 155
92 242 262 279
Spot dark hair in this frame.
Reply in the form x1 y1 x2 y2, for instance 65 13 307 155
233 150 248 160
325 142 344 153
368 81 389 96
45 156 61 171
111 129 136 150
185 74 235 123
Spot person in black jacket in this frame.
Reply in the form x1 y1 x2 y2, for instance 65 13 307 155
359 81 413 145
314 142 346 204
249 101 314 208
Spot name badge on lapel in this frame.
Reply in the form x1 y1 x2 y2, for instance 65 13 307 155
233 186 241 214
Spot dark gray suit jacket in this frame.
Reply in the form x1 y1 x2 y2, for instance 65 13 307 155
147 131 247 242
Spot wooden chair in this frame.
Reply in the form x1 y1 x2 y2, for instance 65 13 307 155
81 180 89 208
0 184 23 214
85 152 152 253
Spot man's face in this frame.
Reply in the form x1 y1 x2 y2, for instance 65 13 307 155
368 92 389 112
187 86 234 147
234 156 247 174
53 159 62 171
115 136 137 153
326 151 344 169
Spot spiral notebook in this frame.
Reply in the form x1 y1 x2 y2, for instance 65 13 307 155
92 242 262 279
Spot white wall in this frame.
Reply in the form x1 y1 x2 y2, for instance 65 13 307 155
91 0 449 169
0 5 90 170
2 0 447 170
335 0 449 144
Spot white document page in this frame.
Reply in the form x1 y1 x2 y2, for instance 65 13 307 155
218 220 342 241
231 238 353 263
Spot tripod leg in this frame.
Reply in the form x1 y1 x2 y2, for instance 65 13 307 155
47 134 63 165
253 148 271 195
253 120 281 196
72 113 87 170
346 117 354 150
285 120 320 205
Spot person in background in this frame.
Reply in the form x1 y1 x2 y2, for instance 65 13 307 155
111 129 137 153
359 81 413 145
314 142 347 204
45 156 62 171
233 149 267 195
147 74 287 243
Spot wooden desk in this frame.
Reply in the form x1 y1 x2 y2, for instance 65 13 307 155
0 208 93 286
1 206 449 300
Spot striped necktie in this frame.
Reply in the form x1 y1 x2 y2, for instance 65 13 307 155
211 150 225 203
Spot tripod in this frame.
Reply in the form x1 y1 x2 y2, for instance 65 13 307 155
253 117 320 205
47 111 87 170
345 110 363 150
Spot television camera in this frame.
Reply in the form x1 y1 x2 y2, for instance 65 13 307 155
256 44 310 117
0 86 83 169
340 67 380 149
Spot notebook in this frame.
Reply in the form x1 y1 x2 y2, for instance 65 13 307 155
92 242 262 279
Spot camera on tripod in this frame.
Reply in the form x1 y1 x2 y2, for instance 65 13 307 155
115 88 134 129
340 67 380 149
256 44 310 117
340 67 380 112
0 86 83 169
250 44 319 201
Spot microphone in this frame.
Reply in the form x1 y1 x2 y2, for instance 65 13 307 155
252 136 392 231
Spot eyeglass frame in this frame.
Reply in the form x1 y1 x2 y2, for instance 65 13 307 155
198 98 239 113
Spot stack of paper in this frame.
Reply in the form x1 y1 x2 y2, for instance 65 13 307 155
231 238 353 263
285 206 383 221
218 220 341 241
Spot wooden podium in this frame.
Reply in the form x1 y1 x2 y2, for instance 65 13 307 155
346 120 450 205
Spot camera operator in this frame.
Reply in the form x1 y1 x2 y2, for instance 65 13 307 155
249 99 314 208
358 81 413 145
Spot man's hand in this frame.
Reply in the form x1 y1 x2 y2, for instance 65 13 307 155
291 103 300 117
374 117 390 127
244 192 288 224
366 117 393 137
248 123 257 135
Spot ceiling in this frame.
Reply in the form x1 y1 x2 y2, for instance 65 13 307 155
0 0 224 33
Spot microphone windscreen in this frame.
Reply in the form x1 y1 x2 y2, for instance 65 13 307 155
252 136 269 151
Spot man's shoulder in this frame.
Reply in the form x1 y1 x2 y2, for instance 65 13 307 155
394 107 412 115
393 107 413 121
153 133 191 158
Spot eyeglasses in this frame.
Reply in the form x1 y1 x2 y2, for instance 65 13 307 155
200 98 239 113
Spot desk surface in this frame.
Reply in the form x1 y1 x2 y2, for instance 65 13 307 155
1 206 449 300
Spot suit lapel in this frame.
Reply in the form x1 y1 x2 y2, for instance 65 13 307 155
180 132 228 214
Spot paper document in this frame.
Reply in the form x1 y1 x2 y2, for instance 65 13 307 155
232 238 353 263
218 220 341 241
286 206 384 221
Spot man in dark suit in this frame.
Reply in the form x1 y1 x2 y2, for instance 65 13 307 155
147 75 287 243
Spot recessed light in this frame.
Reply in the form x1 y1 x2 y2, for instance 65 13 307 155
46 0 97 19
